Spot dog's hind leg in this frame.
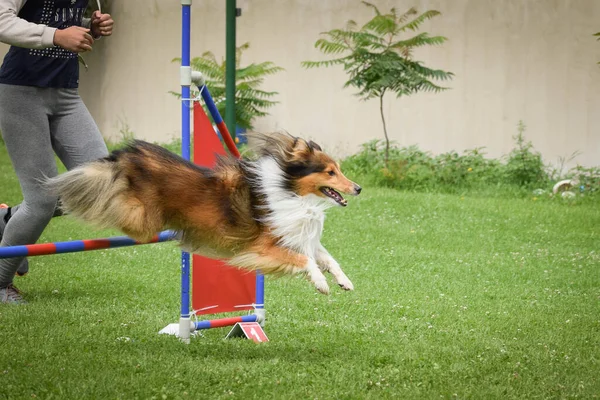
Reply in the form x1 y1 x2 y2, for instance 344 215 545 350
229 244 330 295
109 195 163 243
316 244 354 291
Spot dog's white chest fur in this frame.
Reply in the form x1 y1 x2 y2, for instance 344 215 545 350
256 157 332 259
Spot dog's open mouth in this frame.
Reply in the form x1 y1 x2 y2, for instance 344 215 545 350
320 187 347 206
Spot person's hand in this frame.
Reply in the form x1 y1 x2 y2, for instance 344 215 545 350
53 26 94 53
91 11 114 37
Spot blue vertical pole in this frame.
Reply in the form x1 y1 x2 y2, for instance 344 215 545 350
255 273 265 326
180 0 192 340
181 6 191 162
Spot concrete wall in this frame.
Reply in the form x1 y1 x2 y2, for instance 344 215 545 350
2 0 600 166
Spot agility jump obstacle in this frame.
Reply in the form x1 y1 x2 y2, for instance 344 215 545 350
161 0 265 342
0 1 266 343
158 78 266 341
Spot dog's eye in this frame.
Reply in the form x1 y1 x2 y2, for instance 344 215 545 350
327 170 336 176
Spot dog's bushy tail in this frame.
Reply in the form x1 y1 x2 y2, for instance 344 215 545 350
45 160 127 230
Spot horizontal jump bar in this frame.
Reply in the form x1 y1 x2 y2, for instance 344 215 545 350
0 230 177 259
195 314 257 330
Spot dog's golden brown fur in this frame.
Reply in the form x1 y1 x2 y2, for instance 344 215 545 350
46 132 361 294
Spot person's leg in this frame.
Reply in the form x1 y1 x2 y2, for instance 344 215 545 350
50 88 108 169
0 84 59 299
0 203 29 276
0 89 108 281
0 204 28 277
0 89 107 210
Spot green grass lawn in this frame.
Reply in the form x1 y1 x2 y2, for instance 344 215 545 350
0 145 599 399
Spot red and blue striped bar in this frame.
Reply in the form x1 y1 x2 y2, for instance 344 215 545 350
195 314 257 330
199 86 241 158
0 230 177 259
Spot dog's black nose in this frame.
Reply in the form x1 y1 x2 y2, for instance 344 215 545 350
355 185 362 195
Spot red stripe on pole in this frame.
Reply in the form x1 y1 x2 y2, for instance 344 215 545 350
27 243 57 257
82 239 112 251
216 121 241 158
207 316 245 328
147 235 161 243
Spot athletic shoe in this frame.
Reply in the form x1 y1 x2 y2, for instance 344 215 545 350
0 283 26 304
0 204 29 277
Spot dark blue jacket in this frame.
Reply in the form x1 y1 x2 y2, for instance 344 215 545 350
0 0 89 88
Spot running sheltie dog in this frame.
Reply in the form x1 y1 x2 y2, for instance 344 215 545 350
45 132 361 294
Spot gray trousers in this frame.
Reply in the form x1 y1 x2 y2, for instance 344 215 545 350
0 83 108 287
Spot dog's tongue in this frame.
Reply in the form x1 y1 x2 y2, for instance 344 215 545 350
324 187 347 206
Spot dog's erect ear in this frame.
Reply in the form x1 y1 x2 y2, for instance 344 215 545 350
291 139 321 154
291 137 308 153
246 132 322 162
308 140 322 152
286 139 312 164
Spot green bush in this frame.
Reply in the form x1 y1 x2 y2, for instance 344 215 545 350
570 165 600 194
504 121 547 186
341 140 509 193
341 122 598 200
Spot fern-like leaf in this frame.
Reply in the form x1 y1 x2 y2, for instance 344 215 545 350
398 10 441 32
363 14 397 36
301 58 348 69
314 39 351 55
361 1 381 16
171 43 282 130
396 7 418 25
392 33 448 50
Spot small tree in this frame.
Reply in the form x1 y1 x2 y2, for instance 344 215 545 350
173 43 283 130
302 2 453 166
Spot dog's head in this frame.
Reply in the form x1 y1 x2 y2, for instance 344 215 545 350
248 132 361 206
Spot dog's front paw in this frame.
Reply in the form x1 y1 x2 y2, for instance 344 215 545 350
313 278 330 295
337 276 354 291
